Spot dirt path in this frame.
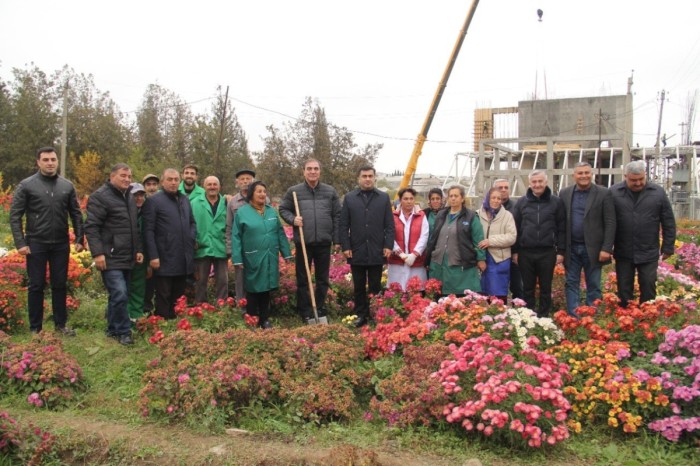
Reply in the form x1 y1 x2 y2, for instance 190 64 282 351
22 412 469 465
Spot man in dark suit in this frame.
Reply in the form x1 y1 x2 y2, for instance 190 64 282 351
560 162 616 317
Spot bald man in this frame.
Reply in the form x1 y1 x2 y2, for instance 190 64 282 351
190 176 229 303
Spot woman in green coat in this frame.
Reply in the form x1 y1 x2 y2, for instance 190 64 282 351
425 185 486 296
231 181 292 328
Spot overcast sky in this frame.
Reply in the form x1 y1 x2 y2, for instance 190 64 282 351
2 0 699 176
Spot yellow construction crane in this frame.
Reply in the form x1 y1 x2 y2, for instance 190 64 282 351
397 0 481 194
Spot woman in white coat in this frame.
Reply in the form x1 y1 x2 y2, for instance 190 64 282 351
387 188 429 291
477 187 517 302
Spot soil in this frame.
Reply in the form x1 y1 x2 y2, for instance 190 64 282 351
21 411 470 466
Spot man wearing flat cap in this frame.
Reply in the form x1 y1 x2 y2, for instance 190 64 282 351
142 174 160 197
226 169 259 304
141 173 160 313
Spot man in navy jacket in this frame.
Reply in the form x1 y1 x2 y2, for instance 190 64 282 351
611 161 675 307
339 166 394 327
143 168 197 319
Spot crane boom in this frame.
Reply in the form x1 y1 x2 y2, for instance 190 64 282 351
398 0 480 194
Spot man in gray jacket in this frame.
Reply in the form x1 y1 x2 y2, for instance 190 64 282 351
279 159 341 324
611 161 675 307
560 162 616 316
10 147 84 335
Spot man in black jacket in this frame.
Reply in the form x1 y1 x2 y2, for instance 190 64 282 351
85 164 143 345
339 166 394 327
611 161 676 307
10 147 84 335
512 170 566 317
143 168 197 319
560 162 616 317
279 159 341 324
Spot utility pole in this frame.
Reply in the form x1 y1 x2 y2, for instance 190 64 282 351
215 85 229 179
597 108 603 183
654 90 666 182
60 83 68 177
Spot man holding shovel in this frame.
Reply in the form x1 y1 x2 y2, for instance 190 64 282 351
280 159 341 325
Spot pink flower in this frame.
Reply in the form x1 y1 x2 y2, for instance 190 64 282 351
27 392 43 407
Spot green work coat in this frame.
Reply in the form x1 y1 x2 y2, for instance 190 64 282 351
191 194 228 259
231 204 292 293
178 181 205 201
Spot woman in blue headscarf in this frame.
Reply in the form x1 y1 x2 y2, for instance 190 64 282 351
476 187 517 302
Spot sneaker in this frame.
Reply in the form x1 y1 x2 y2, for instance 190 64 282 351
119 334 134 345
56 326 77 337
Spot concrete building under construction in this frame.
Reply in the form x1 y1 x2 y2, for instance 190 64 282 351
456 83 700 218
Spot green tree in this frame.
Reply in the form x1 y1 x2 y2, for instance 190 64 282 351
255 125 296 199
135 84 192 168
190 87 254 193
54 67 133 174
1 65 61 185
282 97 382 195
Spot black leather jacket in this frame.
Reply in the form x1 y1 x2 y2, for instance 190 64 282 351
10 172 84 248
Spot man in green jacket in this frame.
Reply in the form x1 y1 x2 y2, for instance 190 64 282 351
179 163 205 200
191 176 229 304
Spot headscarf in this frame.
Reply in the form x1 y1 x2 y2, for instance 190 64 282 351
482 188 500 218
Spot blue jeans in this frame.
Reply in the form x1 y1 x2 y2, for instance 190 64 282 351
565 243 602 316
102 269 132 337
26 241 70 331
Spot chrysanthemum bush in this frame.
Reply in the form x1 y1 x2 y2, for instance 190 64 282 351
0 410 55 465
548 339 670 435
0 331 84 408
554 293 700 355
139 325 372 425
136 296 249 343
435 334 571 448
369 343 452 427
639 325 700 442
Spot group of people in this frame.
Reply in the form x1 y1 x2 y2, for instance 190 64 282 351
382 161 676 321
9 146 677 345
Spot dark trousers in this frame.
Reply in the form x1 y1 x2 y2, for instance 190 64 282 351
102 269 132 337
26 241 70 331
154 275 187 319
519 247 557 317
295 242 331 320
615 259 658 308
194 257 229 304
351 265 383 319
144 276 155 313
246 291 271 326
509 261 524 301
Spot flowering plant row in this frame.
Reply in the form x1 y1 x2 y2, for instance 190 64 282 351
0 331 84 408
139 325 372 425
0 410 55 465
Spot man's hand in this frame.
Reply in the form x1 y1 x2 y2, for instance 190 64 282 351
94 255 107 271
136 253 144 264
512 253 518 265
293 216 303 227
150 258 160 270
18 246 30 256
556 254 564 265
343 249 352 259
383 248 392 259
75 244 84 253
661 252 673 261
599 251 611 262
